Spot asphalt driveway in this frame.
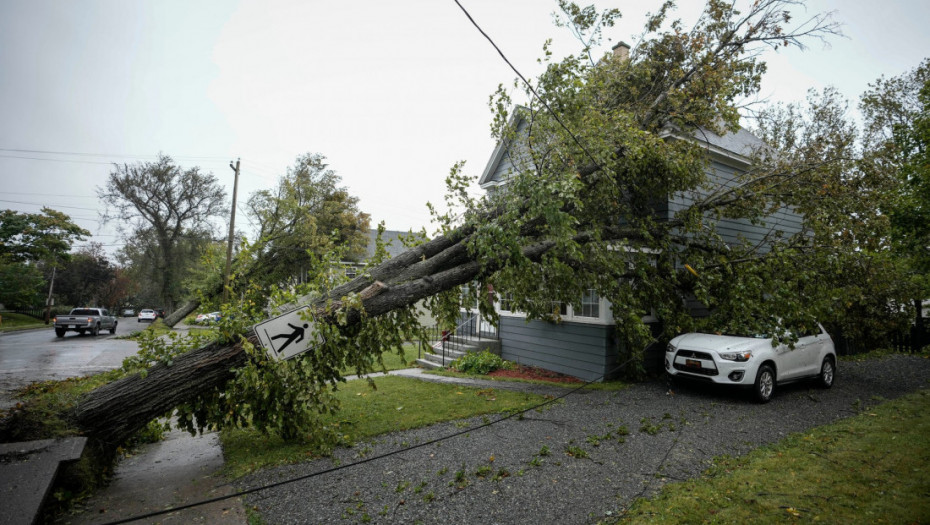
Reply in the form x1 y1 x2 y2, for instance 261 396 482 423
239 354 930 524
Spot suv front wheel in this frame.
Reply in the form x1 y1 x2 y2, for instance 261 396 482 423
817 357 835 388
754 364 775 403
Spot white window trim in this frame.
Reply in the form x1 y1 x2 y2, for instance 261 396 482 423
496 294 615 326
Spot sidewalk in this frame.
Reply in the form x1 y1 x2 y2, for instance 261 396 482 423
62 427 246 524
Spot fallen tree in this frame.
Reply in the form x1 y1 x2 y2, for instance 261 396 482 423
65 227 617 447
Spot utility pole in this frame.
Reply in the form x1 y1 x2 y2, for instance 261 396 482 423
224 158 240 303
44 263 56 324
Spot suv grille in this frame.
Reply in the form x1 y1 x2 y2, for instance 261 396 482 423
672 349 719 376
675 349 713 360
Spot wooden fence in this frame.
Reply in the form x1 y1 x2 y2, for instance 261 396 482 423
831 320 930 355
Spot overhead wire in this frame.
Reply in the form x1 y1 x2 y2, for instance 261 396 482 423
0 191 98 199
0 198 101 212
452 0 603 174
0 147 231 162
99 350 646 525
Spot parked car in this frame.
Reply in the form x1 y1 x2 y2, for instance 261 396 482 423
121 308 135 317
665 323 836 403
195 311 222 324
53 307 118 337
138 309 158 323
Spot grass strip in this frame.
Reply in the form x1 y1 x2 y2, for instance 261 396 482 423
221 375 544 478
339 343 421 376
618 389 930 524
427 368 630 391
0 312 48 332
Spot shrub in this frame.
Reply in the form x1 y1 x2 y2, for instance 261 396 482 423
452 350 506 375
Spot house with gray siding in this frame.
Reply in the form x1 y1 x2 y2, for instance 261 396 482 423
476 117 802 381
340 228 412 278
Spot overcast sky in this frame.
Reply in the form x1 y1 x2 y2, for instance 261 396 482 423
1 0 928 258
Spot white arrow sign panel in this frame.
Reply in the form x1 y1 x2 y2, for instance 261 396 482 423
253 306 323 361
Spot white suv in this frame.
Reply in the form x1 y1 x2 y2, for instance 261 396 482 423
665 324 837 403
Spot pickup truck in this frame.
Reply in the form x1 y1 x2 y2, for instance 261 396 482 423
53 308 118 337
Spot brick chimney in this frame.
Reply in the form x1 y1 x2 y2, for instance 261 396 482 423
612 41 630 62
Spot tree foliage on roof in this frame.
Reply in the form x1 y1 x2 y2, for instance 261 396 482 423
446 0 854 369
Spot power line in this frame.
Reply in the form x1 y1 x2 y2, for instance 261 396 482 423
0 191 98 199
72 242 125 248
100 353 643 525
452 0 603 173
0 153 113 166
0 199 102 212
0 147 230 162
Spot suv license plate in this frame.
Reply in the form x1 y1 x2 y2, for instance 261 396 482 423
686 359 701 368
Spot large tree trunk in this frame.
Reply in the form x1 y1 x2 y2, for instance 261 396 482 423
163 298 201 327
68 340 248 447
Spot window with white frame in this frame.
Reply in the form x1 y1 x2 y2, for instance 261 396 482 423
496 289 608 324
499 292 514 312
578 289 600 318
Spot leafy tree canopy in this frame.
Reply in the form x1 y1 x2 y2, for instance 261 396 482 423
861 59 930 296
0 261 45 309
0 207 89 264
243 153 370 291
55 242 116 308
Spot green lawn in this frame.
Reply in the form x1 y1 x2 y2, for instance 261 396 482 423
0 312 48 332
616 389 930 524
220 375 544 478
339 342 422 376
429 367 630 391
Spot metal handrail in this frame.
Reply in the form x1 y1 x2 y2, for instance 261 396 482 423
419 313 498 367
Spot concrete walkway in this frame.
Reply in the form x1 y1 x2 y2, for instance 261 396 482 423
61 428 246 525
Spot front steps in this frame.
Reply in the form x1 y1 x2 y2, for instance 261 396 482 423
415 337 501 370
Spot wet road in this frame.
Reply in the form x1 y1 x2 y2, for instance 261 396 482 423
0 317 144 410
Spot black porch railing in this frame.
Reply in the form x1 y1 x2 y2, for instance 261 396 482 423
418 314 498 366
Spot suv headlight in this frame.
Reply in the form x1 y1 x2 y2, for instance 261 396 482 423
719 351 752 362
666 343 676 353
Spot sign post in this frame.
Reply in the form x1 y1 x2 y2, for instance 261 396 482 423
253 306 323 361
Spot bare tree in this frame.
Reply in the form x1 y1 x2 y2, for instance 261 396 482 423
99 154 227 311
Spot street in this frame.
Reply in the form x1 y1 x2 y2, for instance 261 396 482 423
0 316 144 410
